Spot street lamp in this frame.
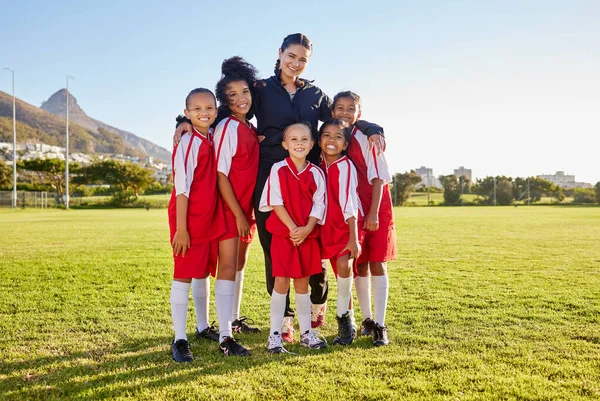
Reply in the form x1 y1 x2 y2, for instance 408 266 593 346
3 67 17 209
65 75 75 209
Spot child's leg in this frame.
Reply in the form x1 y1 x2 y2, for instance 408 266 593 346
192 275 210 332
336 255 353 318
171 278 192 341
232 240 250 322
293 277 311 334
370 262 389 326
270 276 291 335
215 237 238 342
355 263 372 320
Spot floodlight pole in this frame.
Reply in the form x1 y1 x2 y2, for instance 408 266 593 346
3 68 17 208
493 176 497 206
427 174 430 206
65 75 74 209
527 177 530 206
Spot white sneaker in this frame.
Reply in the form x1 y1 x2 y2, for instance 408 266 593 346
300 329 327 349
267 332 286 354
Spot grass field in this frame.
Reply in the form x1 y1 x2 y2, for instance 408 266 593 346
1 207 599 400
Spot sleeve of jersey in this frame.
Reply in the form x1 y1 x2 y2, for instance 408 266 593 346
339 162 360 222
366 144 392 185
173 135 198 197
258 164 284 212
214 120 237 176
309 168 327 225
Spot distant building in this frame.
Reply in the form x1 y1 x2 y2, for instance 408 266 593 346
537 171 592 189
415 166 441 188
453 166 472 181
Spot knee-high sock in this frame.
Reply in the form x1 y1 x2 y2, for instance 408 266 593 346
372 274 389 326
215 279 234 342
192 278 209 332
296 292 311 334
270 290 287 336
354 275 372 320
170 281 191 341
336 276 353 317
231 270 244 321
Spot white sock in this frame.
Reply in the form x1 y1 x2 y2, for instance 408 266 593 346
192 278 209 332
354 275 372 320
270 290 287 336
232 270 244 322
336 276 353 317
170 281 191 341
349 308 356 325
215 279 235 342
372 274 389 326
296 292 311 334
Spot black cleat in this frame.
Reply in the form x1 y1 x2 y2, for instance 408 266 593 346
360 317 376 336
219 336 249 356
171 339 194 363
333 312 356 345
232 316 261 333
372 323 390 346
196 323 219 342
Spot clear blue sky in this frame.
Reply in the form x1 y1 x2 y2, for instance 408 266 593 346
2 0 599 184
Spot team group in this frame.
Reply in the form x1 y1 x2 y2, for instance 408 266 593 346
167 33 395 362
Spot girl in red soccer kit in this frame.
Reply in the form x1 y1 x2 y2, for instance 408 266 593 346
331 91 395 346
259 123 328 353
318 119 362 346
213 57 262 335
169 88 248 363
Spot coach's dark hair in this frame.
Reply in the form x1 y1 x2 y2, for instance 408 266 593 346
274 33 313 75
185 88 216 109
215 56 259 112
332 90 362 113
319 118 351 143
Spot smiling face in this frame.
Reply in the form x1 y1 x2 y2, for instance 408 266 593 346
332 96 361 126
184 92 217 135
278 44 311 82
319 124 348 163
282 124 314 161
225 80 252 121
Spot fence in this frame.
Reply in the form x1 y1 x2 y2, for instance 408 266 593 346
0 191 52 208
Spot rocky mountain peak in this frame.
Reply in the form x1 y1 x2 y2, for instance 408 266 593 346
40 89 85 118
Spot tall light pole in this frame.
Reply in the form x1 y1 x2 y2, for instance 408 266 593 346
65 75 75 209
3 67 17 209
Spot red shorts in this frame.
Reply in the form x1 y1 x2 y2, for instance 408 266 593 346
173 241 218 279
220 209 257 244
357 224 396 264
328 249 359 278
271 235 322 279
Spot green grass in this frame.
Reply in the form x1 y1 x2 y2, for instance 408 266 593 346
1 207 599 400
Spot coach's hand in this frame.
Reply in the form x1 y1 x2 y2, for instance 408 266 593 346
173 123 192 146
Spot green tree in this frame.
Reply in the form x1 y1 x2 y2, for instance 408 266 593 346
0 159 12 188
17 159 80 204
472 176 514 205
496 178 514 205
439 175 461 205
595 182 600 204
391 170 421 206
513 177 555 203
573 188 596 204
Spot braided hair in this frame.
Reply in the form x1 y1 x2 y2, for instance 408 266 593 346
274 33 313 75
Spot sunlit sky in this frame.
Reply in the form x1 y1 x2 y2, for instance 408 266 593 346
2 0 599 184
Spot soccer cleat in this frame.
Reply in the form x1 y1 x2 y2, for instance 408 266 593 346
311 302 327 328
360 317 376 336
267 332 287 354
195 323 219 342
281 316 295 343
232 316 261 334
372 323 390 346
333 312 356 346
219 336 249 356
300 329 328 349
171 339 194 363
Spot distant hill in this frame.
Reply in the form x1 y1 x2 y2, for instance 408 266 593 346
0 89 170 162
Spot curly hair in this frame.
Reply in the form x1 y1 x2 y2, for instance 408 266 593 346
214 56 259 114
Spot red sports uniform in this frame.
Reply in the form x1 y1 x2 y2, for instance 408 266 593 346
259 158 326 279
346 126 396 264
214 115 259 243
320 155 362 276
168 127 226 279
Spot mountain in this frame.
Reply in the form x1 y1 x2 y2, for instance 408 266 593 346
40 89 170 163
0 89 170 162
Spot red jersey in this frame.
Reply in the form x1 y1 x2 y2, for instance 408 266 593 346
320 155 361 259
168 127 225 244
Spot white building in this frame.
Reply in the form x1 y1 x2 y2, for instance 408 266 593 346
453 166 472 181
537 171 592 189
415 166 441 188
